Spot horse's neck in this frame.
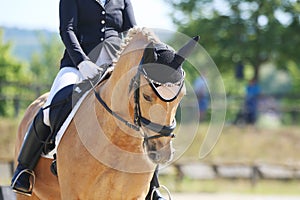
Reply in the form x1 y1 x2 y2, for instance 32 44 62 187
99 34 149 113
89 40 146 155
75 30 158 171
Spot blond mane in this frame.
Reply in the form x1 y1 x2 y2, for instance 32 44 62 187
112 27 161 64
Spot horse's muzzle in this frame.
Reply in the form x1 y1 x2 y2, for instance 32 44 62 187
145 141 175 164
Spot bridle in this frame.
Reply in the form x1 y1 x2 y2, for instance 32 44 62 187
94 62 184 143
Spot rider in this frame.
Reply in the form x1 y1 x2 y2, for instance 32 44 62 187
11 0 166 199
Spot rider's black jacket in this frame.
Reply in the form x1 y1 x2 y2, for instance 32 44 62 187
59 0 136 68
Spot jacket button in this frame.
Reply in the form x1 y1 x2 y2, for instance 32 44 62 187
100 38 104 41
101 20 105 24
102 11 106 15
101 28 105 32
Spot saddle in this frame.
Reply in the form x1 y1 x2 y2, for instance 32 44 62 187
43 79 93 154
42 66 112 176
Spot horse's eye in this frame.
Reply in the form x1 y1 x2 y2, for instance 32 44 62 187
143 93 153 102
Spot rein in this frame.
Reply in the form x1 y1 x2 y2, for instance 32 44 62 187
93 64 177 142
94 91 140 132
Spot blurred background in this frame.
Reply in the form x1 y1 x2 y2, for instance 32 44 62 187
1 0 300 199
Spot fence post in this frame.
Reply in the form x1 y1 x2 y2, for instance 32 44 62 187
35 85 41 98
13 96 20 117
251 165 260 187
174 164 184 191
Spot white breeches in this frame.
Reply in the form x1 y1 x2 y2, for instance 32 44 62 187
42 46 111 126
43 67 83 126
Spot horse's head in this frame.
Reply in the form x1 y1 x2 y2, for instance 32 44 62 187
131 36 199 164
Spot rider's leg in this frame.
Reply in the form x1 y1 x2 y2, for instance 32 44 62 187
11 109 51 196
11 67 82 196
43 67 83 126
11 45 113 195
146 167 167 200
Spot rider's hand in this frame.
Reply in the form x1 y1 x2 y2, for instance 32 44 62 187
78 60 102 80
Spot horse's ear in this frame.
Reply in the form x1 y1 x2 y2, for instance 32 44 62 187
142 42 158 64
174 36 200 66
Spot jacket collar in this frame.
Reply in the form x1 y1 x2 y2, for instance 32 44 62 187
95 0 110 8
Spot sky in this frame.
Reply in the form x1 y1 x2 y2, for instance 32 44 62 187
0 0 174 32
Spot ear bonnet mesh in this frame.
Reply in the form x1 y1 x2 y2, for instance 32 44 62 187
141 43 184 84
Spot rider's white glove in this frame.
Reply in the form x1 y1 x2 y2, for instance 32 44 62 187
78 60 102 80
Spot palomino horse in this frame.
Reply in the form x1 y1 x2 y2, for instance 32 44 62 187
14 27 198 199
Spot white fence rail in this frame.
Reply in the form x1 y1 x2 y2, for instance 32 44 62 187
1 160 300 200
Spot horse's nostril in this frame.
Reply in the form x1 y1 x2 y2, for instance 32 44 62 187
145 140 175 164
149 152 159 163
155 153 160 161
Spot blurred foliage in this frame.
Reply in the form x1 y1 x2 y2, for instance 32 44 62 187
0 29 63 117
0 30 29 116
165 0 300 86
30 34 63 86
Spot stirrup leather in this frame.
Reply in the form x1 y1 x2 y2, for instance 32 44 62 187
150 185 172 200
11 169 35 196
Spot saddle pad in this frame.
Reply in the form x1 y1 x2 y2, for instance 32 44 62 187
41 65 113 159
42 86 92 159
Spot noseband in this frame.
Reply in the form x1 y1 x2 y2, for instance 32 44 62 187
94 63 182 143
131 64 177 141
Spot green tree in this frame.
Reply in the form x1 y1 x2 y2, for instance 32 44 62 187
166 0 300 80
0 30 28 116
0 30 64 116
30 34 64 89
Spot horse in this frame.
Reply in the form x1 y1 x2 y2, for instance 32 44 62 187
13 27 198 199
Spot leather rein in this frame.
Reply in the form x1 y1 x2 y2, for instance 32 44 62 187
94 64 179 142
